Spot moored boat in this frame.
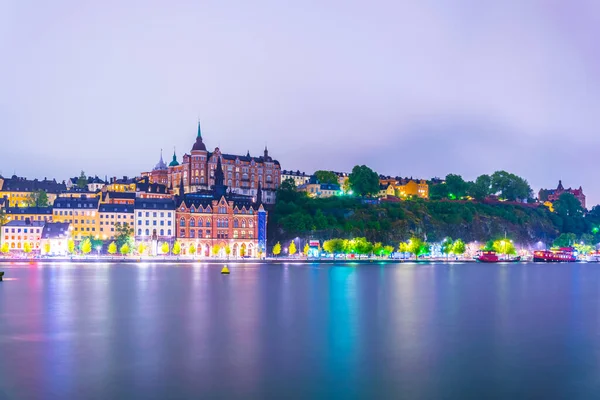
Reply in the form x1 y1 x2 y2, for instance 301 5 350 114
533 247 577 263
476 250 521 263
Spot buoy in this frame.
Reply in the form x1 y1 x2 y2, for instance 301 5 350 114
221 265 230 274
0 271 4 282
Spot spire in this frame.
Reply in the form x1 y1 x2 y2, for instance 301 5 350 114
215 157 224 187
179 175 185 196
246 150 250 158
169 148 179 167
197 120 202 138
264 146 269 159
256 182 262 205
192 122 207 151
557 180 564 191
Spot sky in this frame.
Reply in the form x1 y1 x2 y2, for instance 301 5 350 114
1 0 599 204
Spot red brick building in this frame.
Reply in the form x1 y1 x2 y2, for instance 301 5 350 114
540 180 586 209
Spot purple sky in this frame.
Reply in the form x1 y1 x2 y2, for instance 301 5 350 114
2 1 599 205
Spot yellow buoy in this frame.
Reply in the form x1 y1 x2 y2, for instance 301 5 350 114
221 265 230 274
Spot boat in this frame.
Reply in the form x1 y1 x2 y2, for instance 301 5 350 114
476 250 521 263
533 247 577 263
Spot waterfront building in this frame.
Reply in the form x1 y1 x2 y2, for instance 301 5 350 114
144 122 281 204
134 198 176 243
98 203 134 240
5 206 53 223
378 176 429 199
40 222 71 256
539 181 586 209
52 196 99 240
0 176 66 207
281 170 311 187
174 157 267 257
1 219 44 252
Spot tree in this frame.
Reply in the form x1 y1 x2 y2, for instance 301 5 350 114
120 243 131 255
114 222 134 248
554 193 584 218
225 244 231 259
43 242 51 254
273 242 281 257
490 171 532 201
26 190 49 207
323 239 345 254
172 241 182 256
574 242 593 256
314 170 339 185
493 240 516 256
161 242 170 255
468 175 492 201
23 242 32 254
429 183 449 200
0 208 7 227
445 174 469 199
407 237 427 259
76 171 87 189
373 242 383 256
138 242 148 256
277 178 302 203
189 243 196 256
289 241 297 256
67 239 76 255
81 238 92 255
452 239 466 256
108 241 117 256
1 243 9 255
553 233 577 248
397 242 409 254
352 237 373 255
383 245 394 257
348 165 380 197
441 237 454 259
212 243 221 257
240 246 246 257
303 243 310 256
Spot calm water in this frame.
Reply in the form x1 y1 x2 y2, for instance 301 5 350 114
1 262 600 399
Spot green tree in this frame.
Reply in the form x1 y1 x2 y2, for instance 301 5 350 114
574 242 593 256
108 241 117 255
189 243 196 256
468 174 492 201
353 237 373 255
348 165 380 197
493 239 516 255
553 233 577 248
212 243 221 257
120 243 131 255
398 242 409 254
289 241 297 256
67 238 76 255
1 243 9 255
554 193 584 218
441 237 454 259
43 242 51 254
445 174 469 199
76 171 87 189
80 238 92 255
23 242 32 254
114 222 134 248
240 246 246 257
0 209 7 227
452 239 466 256
407 237 426 259
172 241 182 256
225 244 231 259
303 243 310 256
273 242 281 257
490 171 532 201
277 178 303 203
429 183 449 200
26 190 49 207
161 242 170 255
373 242 383 256
383 245 394 256
314 170 339 185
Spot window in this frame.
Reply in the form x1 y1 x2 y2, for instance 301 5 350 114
180 218 185 227
180 229 185 237
167 229 171 236
138 229 142 235
190 218 195 227
190 230 195 238
138 212 142 217
160 229 164 236
145 229 150 236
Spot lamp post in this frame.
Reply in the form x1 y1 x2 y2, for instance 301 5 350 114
96 245 101 258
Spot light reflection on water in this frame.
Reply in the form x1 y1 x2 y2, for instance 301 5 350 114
1 262 600 399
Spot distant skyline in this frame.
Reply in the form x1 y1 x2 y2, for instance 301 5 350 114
2 1 598 205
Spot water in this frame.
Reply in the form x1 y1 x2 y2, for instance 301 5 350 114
1 262 600 399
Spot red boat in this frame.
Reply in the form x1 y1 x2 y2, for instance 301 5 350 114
476 250 521 263
533 247 577 262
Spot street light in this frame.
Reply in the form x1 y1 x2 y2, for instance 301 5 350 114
96 245 101 257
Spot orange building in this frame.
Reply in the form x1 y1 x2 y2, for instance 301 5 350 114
52 196 99 240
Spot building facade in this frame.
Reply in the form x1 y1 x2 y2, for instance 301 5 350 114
134 198 176 243
0 176 66 207
52 196 99 240
5 206 53 223
1 219 45 252
540 181 586 209
98 204 135 240
281 170 311 187
40 222 71 256
144 122 281 204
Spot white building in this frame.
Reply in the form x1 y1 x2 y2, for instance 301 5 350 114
281 170 311 187
134 198 176 242
40 222 71 255
1 219 44 252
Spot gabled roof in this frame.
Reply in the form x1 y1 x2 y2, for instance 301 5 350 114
41 222 71 239
2 176 66 193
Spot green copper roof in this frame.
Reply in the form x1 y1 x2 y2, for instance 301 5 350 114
169 150 179 167
197 121 202 138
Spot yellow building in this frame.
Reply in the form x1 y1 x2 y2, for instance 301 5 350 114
105 177 137 192
397 180 429 199
99 204 135 240
0 176 65 207
52 196 99 240
379 184 396 197
5 206 53 223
